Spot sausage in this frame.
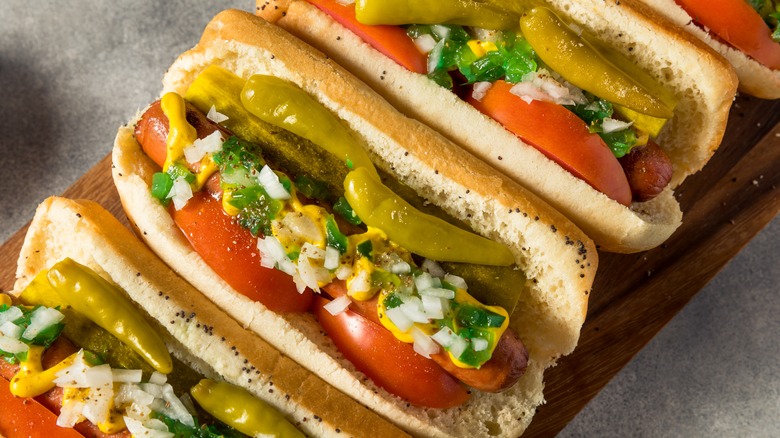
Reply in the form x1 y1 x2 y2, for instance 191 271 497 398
322 281 528 393
619 141 673 202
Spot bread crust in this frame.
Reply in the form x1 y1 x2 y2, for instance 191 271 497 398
112 9 596 437
258 0 739 252
635 0 780 99
14 196 407 438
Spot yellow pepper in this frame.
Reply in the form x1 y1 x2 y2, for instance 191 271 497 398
344 167 514 266
520 7 674 119
46 258 172 374
355 0 518 29
190 379 304 438
240 74 379 180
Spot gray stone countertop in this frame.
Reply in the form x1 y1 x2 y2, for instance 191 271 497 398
1 2 778 436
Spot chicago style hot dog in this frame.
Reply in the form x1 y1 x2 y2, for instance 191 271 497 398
257 0 738 252
636 0 780 99
3 197 405 438
113 10 596 437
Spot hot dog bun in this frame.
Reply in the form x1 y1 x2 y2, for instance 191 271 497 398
12 196 407 438
635 0 780 99
112 9 596 437
257 0 739 252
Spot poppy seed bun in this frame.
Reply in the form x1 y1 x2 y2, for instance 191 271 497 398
13 196 407 438
112 10 595 437
258 0 738 252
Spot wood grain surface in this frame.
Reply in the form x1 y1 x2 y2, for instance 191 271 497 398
0 95 778 436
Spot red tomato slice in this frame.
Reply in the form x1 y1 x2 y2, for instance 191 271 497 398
312 296 469 409
0 376 85 438
306 0 428 74
675 0 780 70
173 192 313 313
467 80 632 206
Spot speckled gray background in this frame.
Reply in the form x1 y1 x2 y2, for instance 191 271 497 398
1 2 779 436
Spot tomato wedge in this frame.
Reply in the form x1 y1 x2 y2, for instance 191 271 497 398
467 80 632 206
306 0 428 74
312 296 469 409
173 192 313 313
675 0 780 70
0 376 85 438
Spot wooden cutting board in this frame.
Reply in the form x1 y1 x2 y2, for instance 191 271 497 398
1 95 779 436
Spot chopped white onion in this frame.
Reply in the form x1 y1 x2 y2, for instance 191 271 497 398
301 242 326 260
297 254 321 292
348 269 372 296
21 306 64 341
0 321 22 339
324 295 352 316
400 297 429 324
472 338 489 352
335 265 353 281
112 369 143 383
148 371 167 385
421 295 445 319
0 335 28 354
431 326 457 348
389 260 411 274
431 25 451 40
414 272 435 292
124 416 175 438
152 384 194 427
421 259 445 278
206 105 229 124
444 273 468 290
258 236 287 263
140 382 164 399
115 383 155 407
57 400 85 428
511 70 588 106
428 38 445 74
82 378 114 426
601 117 634 134
471 82 493 102
449 335 468 359
281 213 322 244
258 165 291 200
411 327 440 358
414 34 437 54
292 272 308 294
0 306 23 325
184 131 223 164
54 351 91 387
278 259 298 277
83 364 114 389
324 246 341 270
385 307 414 332
168 177 193 211
419 288 455 300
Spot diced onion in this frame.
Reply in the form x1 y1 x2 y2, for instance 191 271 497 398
335 265 353 281
0 321 22 339
601 117 634 133
419 288 455 300
421 295 445 320
139 383 164 399
115 383 155 407
124 416 175 438
411 327 440 358
258 236 287 263
112 369 143 383
471 82 493 102
431 25 451 40
82 379 114 426
348 269 372 296
184 131 223 164
168 177 193 211
206 105 229 124
421 259 445 278
297 254 321 293
54 351 91 387
57 400 85 428
324 295 352 316
301 242 326 260
428 39 445 74
258 165 291 200
324 246 340 271
444 273 468 290
21 306 64 341
386 307 414 332
449 335 468 359
0 335 28 354
414 272 435 292
400 297 429 324
473 338 489 352
162 384 195 427
148 371 167 385
84 364 114 388
431 326 457 348
414 34 437 54
510 70 588 106
389 260 411 274
0 306 23 325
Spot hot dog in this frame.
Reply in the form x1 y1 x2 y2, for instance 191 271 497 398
257 0 739 252
112 10 596 437
635 0 780 99
3 196 406 438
